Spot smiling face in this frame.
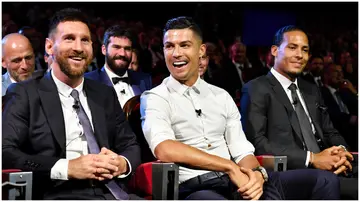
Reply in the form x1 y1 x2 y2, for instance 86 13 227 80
46 21 93 79
102 36 132 76
163 28 205 86
272 30 309 81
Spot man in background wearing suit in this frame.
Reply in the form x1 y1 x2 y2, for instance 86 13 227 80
2 8 141 200
86 25 152 108
2 33 35 95
241 25 357 199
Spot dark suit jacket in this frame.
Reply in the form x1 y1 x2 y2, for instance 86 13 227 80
2 72 141 199
320 86 358 150
85 67 152 96
240 72 348 169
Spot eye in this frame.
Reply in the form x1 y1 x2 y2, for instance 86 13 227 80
65 36 74 41
164 44 174 49
81 38 90 43
181 44 190 48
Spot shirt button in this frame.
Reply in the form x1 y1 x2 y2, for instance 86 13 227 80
208 144 211 148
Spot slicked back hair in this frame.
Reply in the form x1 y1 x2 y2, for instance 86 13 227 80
273 25 306 47
163 16 203 42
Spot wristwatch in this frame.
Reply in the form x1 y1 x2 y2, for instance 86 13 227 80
252 166 268 182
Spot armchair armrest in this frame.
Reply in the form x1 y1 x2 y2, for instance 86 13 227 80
129 161 179 200
256 155 287 171
2 169 32 200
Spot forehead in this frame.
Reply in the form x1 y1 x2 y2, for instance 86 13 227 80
282 31 308 45
163 28 197 43
108 36 132 45
55 21 90 38
4 40 33 57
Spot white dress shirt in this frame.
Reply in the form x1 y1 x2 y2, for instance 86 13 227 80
141 75 255 183
104 66 135 108
50 71 131 180
271 68 315 167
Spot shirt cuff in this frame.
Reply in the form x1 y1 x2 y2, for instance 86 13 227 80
117 155 132 178
50 159 69 180
305 151 310 167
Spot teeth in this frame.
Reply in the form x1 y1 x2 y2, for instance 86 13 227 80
173 61 187 66
71 57 82 61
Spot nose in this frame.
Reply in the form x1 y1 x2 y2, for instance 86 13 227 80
294 48 303 59
172 45 182 58
73 38 83 52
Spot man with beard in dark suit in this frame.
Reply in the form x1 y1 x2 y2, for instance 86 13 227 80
2 8 141 200
86 25 151 108
241 25 357 199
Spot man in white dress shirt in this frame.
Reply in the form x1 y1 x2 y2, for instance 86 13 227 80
140 17 340 200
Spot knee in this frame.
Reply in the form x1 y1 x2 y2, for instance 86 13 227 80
314 170 340 193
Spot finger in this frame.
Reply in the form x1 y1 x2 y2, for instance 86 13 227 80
96 167 111 174
252 190 263 200
342 152 354 161
240 167 252 175
93 161 119 172
334 157 347 168
99 173 114 179
238 168 256 193
343 160 352 171
99 147 108 154
242 187 261 200
243 184 261 198
334 165 347 175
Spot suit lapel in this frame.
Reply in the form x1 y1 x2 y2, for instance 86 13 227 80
298 79 324 139
128 70 142 95
99 67 113 87
37 72 66 154
266 72 304 143
83 79 109 148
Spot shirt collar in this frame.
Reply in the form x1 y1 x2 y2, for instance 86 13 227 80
166 75 209 97
51 70 84 97
104 65 128 80
271 68 298 90
326 85 337 94
5 72 16 84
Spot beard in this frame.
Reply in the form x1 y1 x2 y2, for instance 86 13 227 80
105 53 131 76
9 66 34 82
55 49 91 79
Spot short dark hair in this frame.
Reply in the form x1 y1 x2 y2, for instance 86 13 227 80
103 25 136 49
309 54 324 63
163 16 203 42
273 25 305 46
48 8 89 38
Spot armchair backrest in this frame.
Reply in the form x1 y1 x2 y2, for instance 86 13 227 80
123 95 156 163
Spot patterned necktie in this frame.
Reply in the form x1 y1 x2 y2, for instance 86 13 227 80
288 84 320 153
70 89 129 200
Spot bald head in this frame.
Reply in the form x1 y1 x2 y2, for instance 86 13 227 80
2 33 35 82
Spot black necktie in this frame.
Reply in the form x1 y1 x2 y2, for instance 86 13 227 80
112 77 130 85
288 83 320 153
70 90 129 200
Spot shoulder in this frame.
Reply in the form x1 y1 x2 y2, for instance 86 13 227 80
128 70 151 80
243 75 269 92
85 69 101 79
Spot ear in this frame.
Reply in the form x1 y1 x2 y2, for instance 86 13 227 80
271 45 278 57
101 44 106 56
199 43 206 59
45 38 54 56
2 57 6 69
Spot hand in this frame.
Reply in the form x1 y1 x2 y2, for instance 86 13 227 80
237 167 264 200
68 154 119 181
331 148 353 174
312 146 342 171
341 79 357 95
99 147 128 177
227 164 249 189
